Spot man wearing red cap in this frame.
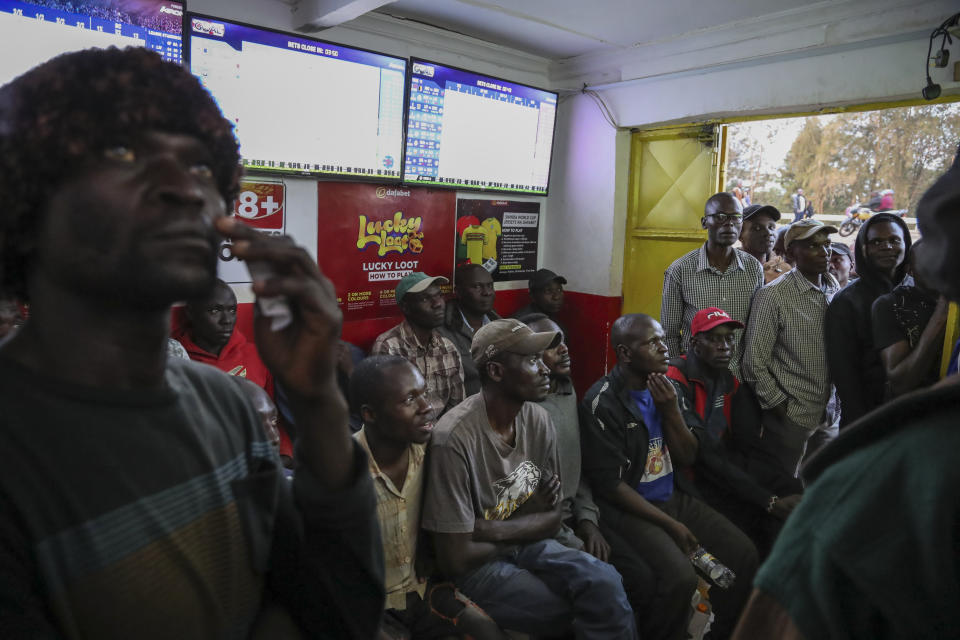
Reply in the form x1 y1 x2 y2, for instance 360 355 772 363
667 308 802 557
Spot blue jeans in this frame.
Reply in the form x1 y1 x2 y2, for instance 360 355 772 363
454 538 637 639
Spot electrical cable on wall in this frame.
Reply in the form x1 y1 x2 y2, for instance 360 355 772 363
922 12 960 100
582 84 620 129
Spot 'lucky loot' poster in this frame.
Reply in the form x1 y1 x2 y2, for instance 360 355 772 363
219 179 286 284
455 199 540 282
317 183 455 321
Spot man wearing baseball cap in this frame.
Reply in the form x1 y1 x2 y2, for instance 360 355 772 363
742 219 840 478
513 268 567 320
667 308 802 557
828 242 855 289
372 272 465 417
739 204 781 267
422 319 637 638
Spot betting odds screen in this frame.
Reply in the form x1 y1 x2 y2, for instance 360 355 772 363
187 13 406 180
404 59 557 195
0 0 182 85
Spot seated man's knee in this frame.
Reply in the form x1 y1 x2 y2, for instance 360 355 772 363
660 562 698 603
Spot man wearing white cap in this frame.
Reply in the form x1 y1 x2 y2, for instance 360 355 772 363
422 319 637 639
742 219 840 478
372 272 465 416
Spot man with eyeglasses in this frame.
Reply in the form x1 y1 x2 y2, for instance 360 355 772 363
439 263 500 396
825 213 912 427
666 308 802 558
662 193 764 375
372 272 466 417
742 220 841 478
580 313 758 640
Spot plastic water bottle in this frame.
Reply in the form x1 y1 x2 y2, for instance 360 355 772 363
689 546 736 589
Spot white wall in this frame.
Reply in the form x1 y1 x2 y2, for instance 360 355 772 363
542 94 627 297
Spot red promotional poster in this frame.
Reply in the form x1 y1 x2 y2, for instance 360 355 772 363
219 179 287 284
317 183 456 321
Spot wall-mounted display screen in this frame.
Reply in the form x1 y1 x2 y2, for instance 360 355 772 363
0 0 183 85
404 58 557 195
187 13 406 180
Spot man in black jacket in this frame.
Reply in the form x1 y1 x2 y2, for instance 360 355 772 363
824 212 911 427
580 313 758 640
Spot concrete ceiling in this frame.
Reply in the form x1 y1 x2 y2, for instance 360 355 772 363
373 0 829 59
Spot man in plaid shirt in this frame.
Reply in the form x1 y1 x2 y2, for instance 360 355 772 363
661 192 764 374
742 220 840 478
372 272 466 417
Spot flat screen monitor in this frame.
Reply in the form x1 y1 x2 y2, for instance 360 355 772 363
404 59 557 195
0 0 182 86
186 13 406 180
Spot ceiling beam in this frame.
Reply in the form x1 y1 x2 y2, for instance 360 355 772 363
293 0 397 31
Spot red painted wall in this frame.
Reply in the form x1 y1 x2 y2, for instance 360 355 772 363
173 289 622 398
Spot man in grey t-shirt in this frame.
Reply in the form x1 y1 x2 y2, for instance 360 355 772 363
422 319 637 639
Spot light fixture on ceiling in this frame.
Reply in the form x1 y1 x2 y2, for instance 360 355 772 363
922 12 959 101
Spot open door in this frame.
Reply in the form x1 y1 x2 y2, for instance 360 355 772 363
622 124 724 318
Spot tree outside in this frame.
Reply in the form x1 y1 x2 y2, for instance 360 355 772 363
726 103 960 217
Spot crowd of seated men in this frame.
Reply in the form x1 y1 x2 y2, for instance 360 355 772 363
0 46 958 640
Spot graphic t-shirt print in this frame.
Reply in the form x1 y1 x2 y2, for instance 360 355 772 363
484 461 541 520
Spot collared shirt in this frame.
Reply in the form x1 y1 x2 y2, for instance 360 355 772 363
661 244 764 372
458 307 491 337
354 428 426 611
742 269 840 430
371 320 465 415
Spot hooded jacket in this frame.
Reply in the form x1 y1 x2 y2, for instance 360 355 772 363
175 328 274 397
824 212 911 427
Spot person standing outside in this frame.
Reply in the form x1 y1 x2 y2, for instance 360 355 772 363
662 192 763 374
742 220 840 477
791 188 807 223
824 213 911 427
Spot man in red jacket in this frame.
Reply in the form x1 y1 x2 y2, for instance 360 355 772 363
178 278 273 392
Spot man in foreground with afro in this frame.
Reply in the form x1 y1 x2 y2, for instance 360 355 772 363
0 47 384 638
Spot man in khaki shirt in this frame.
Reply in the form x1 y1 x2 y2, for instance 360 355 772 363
351 355 503 639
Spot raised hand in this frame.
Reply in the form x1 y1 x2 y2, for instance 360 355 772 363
216 217 342 400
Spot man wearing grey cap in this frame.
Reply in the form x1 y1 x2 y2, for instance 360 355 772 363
512 268 567 320
372 272 465 416
742 219 840 477
422 319 637 639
